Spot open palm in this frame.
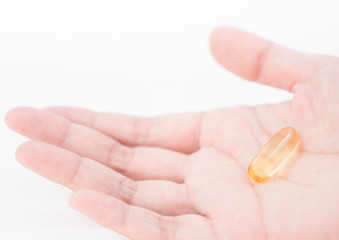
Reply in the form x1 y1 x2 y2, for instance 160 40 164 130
6 27 339 240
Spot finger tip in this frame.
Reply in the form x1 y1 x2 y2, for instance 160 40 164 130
69 191 83 209
15 141 52 173
69 190 99 211
209 26 241 67
209 26 224 53
209 25 236 49
5 107 37 130
5 107 24 128
210 25 231 38
69 190 117 227
15 141 38 166
5 107 62 142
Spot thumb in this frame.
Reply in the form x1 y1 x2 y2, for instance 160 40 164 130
209 26 337 91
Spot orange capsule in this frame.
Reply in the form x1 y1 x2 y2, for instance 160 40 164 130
248 127 301 183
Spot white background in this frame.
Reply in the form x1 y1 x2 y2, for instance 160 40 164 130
0 0 338 239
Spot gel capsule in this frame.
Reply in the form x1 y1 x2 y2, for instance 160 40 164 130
248 127 301 182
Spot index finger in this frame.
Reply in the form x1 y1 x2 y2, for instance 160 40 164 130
46 106 203 154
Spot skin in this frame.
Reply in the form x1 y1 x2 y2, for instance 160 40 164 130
5 26 339 240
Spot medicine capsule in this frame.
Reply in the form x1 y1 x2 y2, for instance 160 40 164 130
248 127 301 183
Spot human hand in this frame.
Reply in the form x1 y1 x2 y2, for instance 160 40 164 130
5 26 339 240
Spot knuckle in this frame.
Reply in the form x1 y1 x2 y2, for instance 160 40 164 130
107 144 135 174
157 216 177 240
118 177 138 205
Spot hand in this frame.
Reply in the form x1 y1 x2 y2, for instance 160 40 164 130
6 26 339 240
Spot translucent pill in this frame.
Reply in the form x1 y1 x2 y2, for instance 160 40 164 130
248 127 301 183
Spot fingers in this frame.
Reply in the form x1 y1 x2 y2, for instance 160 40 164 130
6 107 187 182
70 190 216 240
16 141 195 216
45 106 203 154
209 26 338 91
